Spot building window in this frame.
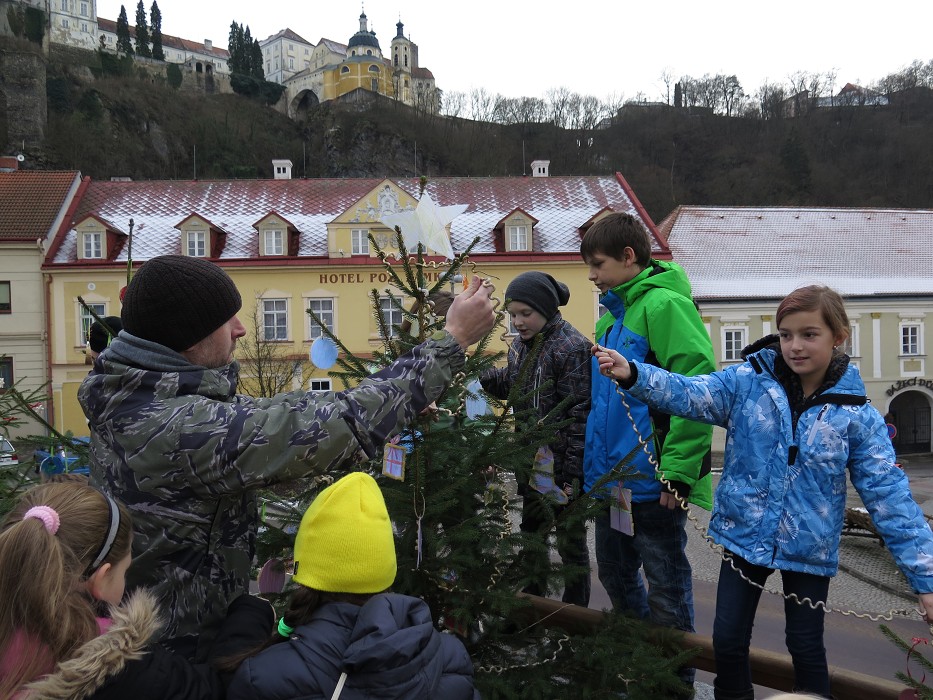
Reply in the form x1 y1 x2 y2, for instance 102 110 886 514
351 229 370 255
309 378 331 392
341 66 350 73
722 326 747 363
368 65 379 73
60 0 67 10
508 225 528 251
371 78 378 91
61 18 69 28
83 232 102 259
901 323 922 356
262 299 288 341
81 22 88 31
379 297 403 337
187 231 206 257
79 302 106 346
0 358 12 392
0 281 10 313
288 57 294 69
307 298 334 339
80 2 88 15
839 322 860 357
263 230 283 255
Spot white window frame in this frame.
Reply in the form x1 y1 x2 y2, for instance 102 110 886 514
262 298 289 341
309 378 332 392
307 298 335 340
901 322 922 356
379 297 403 337
839 322 860 357
78 302 106 347
263 229 283 256
508 225 528 251
351 229 370 255
80 2 87 15
721 326 747 363
82 231 102 259
187 230 207 257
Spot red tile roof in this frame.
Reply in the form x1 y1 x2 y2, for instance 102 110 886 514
98 18 230 60
47 174 667 265
0 171 82 242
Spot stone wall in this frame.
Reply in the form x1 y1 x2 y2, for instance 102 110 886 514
0 49 46 151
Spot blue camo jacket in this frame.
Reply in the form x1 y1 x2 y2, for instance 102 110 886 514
626 346 933 591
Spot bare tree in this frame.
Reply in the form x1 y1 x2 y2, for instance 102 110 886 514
719 74 745 117
659 68 674 105
755 81 788 120
237 293 313 398
441 90 467 119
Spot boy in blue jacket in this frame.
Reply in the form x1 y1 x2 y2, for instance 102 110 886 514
581 213 715 691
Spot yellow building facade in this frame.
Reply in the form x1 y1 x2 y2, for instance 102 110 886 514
42 174 666 435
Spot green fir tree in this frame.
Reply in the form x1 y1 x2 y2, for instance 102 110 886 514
149 1 164 61
115 5 133 57
133 0 151 58
254 187 694 697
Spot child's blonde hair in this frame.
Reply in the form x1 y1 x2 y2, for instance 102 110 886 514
0 481 132 695
776 285 850 343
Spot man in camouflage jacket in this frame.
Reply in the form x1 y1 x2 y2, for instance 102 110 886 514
79 255 495 661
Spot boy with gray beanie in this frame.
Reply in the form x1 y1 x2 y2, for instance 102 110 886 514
79 254 496 661
480 270 592 606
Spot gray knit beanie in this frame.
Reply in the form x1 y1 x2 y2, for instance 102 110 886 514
505 271 570 321
121 255 242 352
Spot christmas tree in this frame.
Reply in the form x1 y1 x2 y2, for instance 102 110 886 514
254 189 695 698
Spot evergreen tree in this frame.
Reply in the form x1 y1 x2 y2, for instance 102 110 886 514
116 5 134 57
250 38 264 80
227 21 246 74
256 192 692 697
149 1 164 61
134 0 151 58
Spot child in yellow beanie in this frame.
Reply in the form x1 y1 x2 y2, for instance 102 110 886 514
227 472 479 700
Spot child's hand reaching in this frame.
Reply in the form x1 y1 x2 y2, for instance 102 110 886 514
592 345 632 382
918 592 933 623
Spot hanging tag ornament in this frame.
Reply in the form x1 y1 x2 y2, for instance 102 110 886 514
310 336 338 369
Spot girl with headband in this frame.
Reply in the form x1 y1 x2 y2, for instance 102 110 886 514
0 480 273 699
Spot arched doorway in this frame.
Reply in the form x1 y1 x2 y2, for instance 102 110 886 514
289 89 320 121
889 390 932 454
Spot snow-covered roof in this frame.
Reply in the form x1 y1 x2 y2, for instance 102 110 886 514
48 175 666 265
660 205 933 300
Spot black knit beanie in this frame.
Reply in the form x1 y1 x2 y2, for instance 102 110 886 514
505 271 570 321
121 255 242 352
87 316 123 353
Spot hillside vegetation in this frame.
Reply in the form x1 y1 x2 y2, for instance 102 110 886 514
37 66 933 223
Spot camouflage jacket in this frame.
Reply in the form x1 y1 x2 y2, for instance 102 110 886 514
79 331 464 661
480 313 592 486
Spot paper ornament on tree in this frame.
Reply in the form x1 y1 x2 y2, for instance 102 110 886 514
379 192 467 260
310 336 338 369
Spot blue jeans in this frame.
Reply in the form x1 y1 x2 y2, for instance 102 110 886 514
713 553 831 700
595 500 695 682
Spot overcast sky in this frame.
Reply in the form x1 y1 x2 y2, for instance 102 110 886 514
97 0 931 103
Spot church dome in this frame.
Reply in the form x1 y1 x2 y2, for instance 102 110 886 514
348 12 380 50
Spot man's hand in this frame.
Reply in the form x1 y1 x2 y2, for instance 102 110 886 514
659 491 679 510
592 345 632 381
444 277 497 349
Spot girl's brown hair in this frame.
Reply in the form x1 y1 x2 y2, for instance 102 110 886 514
0 481 132 696
776 285 850 342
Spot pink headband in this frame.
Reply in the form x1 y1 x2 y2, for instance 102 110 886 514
23 506 61 535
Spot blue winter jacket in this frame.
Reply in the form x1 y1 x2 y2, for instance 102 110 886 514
625 345 933 591
227 593 479 700
584 261 715 507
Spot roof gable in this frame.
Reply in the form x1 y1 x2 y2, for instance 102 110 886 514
0 170 81 242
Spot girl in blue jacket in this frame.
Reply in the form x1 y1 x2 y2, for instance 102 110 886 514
594 285 933 700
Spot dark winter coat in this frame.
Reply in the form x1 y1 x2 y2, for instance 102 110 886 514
79 331 464 659
480 312 591 488
17 591 273 700
228 593 479 700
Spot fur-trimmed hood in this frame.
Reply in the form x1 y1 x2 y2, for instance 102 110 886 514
22 590 162 700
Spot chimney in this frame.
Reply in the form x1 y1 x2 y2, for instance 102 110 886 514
0 155 22 172
272 159 293 180
204 39 212 51
531 159 550 177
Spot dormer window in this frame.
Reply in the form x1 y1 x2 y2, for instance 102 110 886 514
508 225 528 251
264 229 284 255
351 229 370 255
187 231 207 257
83 231 102 259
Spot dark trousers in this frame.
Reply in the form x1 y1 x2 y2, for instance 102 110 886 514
713 552 831 700
520 491 591 607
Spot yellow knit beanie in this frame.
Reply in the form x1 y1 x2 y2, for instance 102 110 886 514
292 472 397 593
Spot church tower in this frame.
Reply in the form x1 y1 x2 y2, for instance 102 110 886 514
390 19 415 104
